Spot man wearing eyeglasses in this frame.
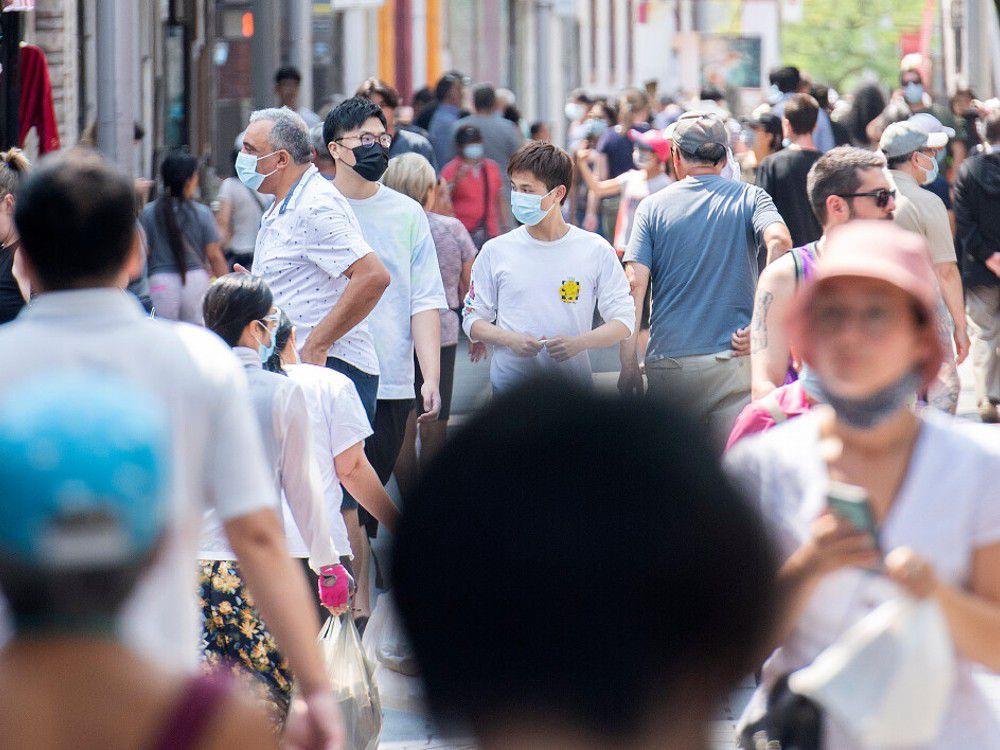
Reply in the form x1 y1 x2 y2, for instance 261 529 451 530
325 96 447 623
750 146 897 402
881 120 970 414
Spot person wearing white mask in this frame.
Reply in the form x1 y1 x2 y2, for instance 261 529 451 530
881 120 970 414
463 141 635 393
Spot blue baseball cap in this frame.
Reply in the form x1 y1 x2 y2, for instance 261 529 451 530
0 372 170 569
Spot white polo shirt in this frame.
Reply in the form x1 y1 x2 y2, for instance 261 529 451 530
253 165 381 375
0 289 275 672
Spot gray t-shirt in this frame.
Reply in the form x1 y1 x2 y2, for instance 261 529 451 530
140 198 220 275
624 175 783 360
389 128 438 172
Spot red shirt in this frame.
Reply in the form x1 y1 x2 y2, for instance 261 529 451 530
442 157 501 238
725 381 814 451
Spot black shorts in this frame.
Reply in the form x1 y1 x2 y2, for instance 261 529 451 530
413 344 457 421
357 397 414 537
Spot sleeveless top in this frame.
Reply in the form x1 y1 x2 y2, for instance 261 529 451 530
147 673 231 750
782 242 819 385
0 242 25 325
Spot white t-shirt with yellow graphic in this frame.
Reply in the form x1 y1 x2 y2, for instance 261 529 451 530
463 224 635 392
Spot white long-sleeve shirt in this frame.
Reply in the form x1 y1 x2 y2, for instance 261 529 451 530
199 348 339 569
462 225 635 391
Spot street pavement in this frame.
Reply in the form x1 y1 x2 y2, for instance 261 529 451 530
373 338 998 748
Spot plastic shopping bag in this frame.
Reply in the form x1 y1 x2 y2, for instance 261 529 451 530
318 614 383 750
375 594 420 676
788 596 956 748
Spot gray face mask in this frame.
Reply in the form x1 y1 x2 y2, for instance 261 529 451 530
809 370 921 430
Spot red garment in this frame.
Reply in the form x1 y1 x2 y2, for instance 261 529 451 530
441 157 500 238
725 381 814 451
19 44 60 154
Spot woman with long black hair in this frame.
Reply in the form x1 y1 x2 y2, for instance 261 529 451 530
141 151 227 322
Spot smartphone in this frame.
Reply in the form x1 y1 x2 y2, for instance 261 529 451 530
826 481 879 550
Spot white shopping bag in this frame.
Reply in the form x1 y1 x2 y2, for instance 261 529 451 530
789 596 956 748
318 614 383 750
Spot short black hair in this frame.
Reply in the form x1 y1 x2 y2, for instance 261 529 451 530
568 88 593 105
810 84 832 110
15 149 137 290
203 273 273 347
700 86 725 102
884 153 914 169
807 146 886 224
323 96 388 146
507 141 574 205
783 93 820 136
472 83 496 112
413 86 434 106
769 65 801 94
393 378 778 741
529 120 548 139
455 124 482 147
434 71 465 102
275 65 302 85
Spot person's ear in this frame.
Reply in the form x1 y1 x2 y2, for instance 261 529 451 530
826 195 847 224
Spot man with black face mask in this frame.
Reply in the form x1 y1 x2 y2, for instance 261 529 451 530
325 97 447 621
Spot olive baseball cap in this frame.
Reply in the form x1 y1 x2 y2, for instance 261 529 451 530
879 120 948 159
669 111 729 158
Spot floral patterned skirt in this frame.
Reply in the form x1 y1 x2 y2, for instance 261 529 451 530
198 559 292 728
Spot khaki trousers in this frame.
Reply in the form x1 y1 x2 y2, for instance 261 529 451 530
966 285 1000 405
645 351 751 450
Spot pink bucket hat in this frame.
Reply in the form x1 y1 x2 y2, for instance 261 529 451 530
788 221 944 389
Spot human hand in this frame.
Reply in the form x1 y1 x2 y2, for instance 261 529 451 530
731 326 751 356
618 358 644 397
794 512 881 580
317 564 352 616
416 381 441 423
954 325 970 365
542 335 585 362
284 691 344 750
468 340 487 362
885 547 938 598
986 252 1000 279
233 263 251 274
583 213 599 232
299 341 327 366
576 147 593 163
505 332 543 358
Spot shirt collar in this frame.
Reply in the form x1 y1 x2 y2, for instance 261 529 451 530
233 346 263 369
18 288 146 324
267 164 319 218
890 169 918 188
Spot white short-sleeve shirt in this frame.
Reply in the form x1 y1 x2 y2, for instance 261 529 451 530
281 363 373 559
252 165 380 375
0 290 276 671
725 411 1000 748
346 185 447 400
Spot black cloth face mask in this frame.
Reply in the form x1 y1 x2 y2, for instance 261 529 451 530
350 143 390 182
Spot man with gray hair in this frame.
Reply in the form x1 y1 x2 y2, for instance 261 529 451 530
239 107 390 421
620 111 791 447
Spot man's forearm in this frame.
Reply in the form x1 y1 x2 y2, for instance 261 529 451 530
469 319 513 348
936 262 966 330
304 270 387 354
619 270 646 366
339 456 401 532
225 510 329 695
581 320 630 350
412 308 441 385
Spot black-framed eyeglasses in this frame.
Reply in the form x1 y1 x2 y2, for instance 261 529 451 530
836 188 896 208
336 133 392 149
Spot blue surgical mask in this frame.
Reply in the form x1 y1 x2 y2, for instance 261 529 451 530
916 151 939 186
235 150 280 191
809 370 920 430
511 188 555 226
903 82 924 105
463 143 484 160
255 321 276 364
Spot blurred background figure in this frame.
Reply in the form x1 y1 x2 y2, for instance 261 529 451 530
441 124 502 250
529 121 551 142
356 77 437 171
275 65 321 128
310 124 337 180
216 147 271 271
0 148 30 324
141 150 227 323
0 372 276 750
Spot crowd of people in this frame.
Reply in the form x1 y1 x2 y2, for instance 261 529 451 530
0 51 998 750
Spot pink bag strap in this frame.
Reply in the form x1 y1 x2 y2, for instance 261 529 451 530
147 673 231 750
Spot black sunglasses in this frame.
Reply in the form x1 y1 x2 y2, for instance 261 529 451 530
836 188 896 208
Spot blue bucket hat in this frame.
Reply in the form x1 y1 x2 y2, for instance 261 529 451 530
0 372 170 569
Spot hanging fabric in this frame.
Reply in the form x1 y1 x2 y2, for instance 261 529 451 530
18 43 59 153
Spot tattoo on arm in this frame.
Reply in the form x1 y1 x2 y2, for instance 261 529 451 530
751 289 773 350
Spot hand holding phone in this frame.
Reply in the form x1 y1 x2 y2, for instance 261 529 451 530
826 481 880 551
